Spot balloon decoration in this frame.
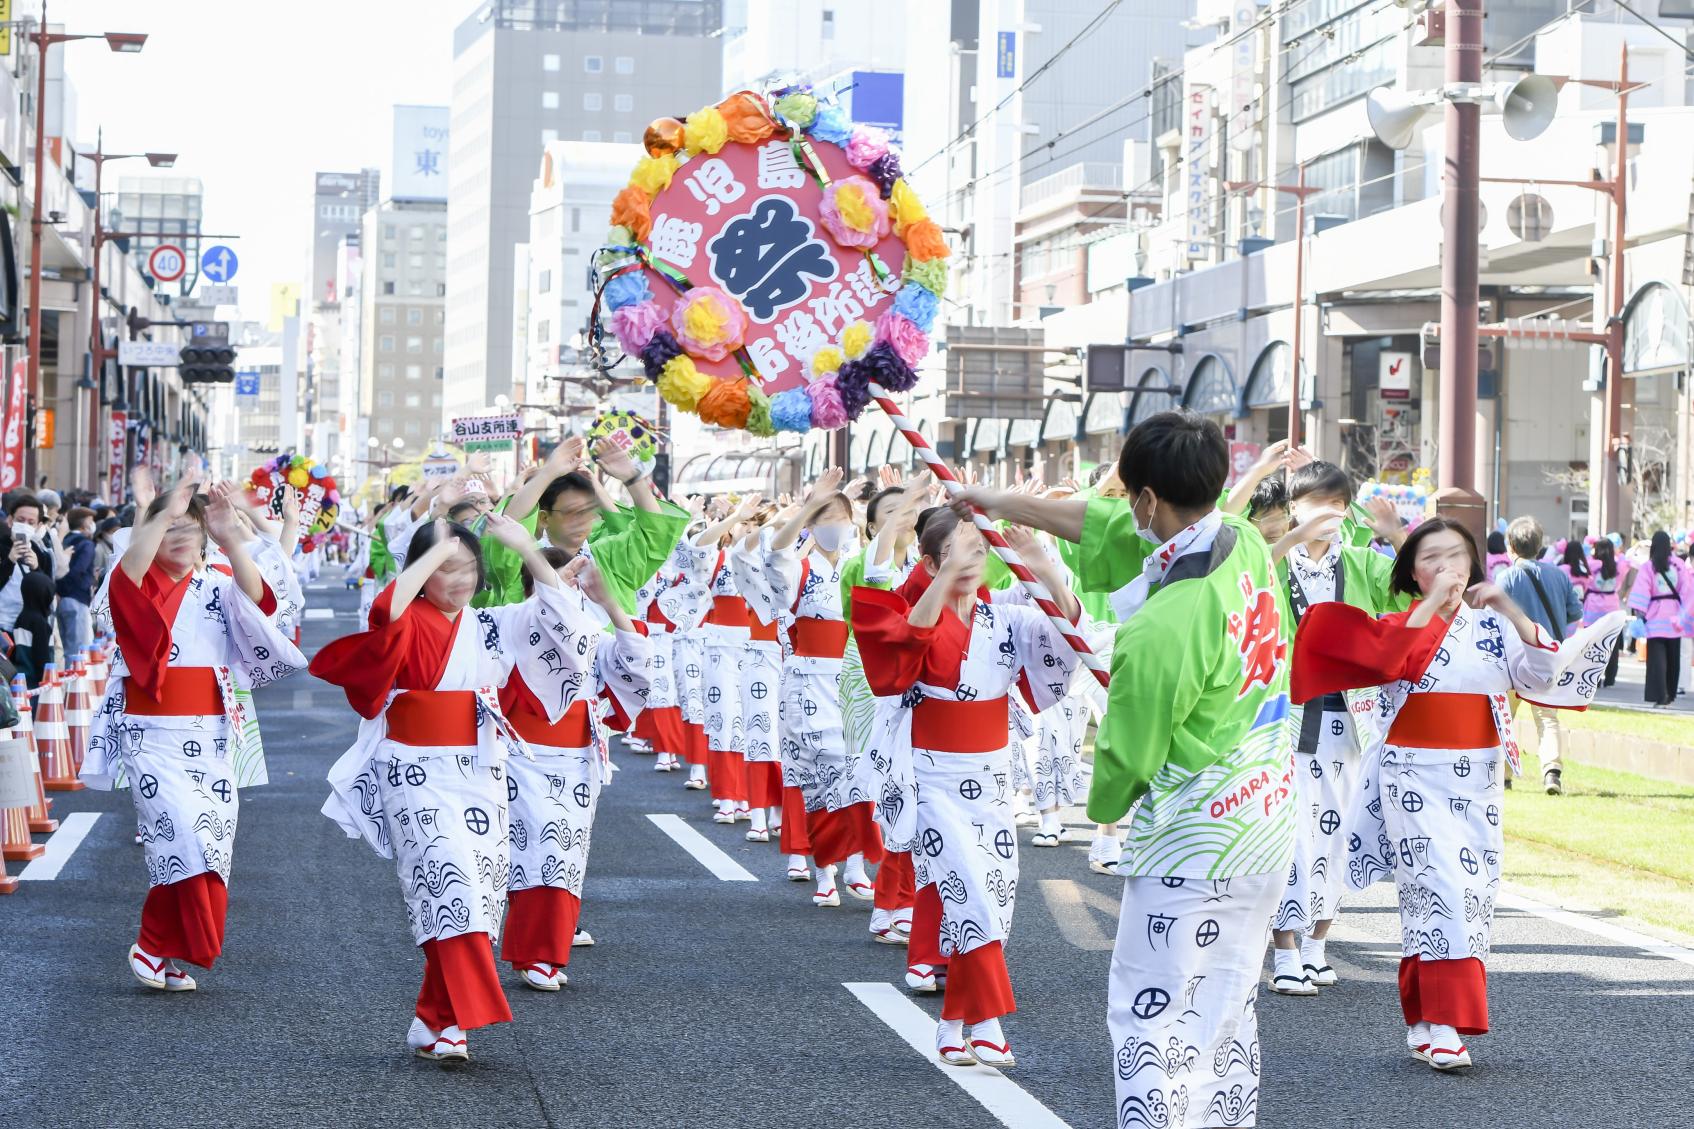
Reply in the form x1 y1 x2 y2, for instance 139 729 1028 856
246 452 340 552
587 409 659 463
594 84 946 437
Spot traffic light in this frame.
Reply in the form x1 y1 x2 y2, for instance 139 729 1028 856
180 343 236 383
181 320 235 384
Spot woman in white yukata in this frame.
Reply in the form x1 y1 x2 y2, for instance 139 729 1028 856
676 496 765 822
852 510 1082 1069
632 536 705 775
765 469 882 908
315 514 549 1062
1293 517 1623 1072
495 546 649 992
729 522 789 843
82 476 306 993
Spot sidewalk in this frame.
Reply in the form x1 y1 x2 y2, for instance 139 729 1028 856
1592 645 1692 714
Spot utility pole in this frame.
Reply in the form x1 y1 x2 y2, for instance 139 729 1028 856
1432 0 1487 541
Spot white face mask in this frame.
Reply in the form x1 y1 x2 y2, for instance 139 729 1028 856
1291 501 1345 543
810 524 855 553
1131 491 1161 546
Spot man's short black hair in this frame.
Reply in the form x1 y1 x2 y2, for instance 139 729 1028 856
866 486 903 531
1287 461 1353 506
1248 474 1287 519
1116 410 1227 509
447 499 483 523
404 520 488 593
6 493 41 518
538 471 596 515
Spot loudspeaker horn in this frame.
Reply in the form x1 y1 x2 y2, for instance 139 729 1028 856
1366 85 1436 151
1494 74 1560 142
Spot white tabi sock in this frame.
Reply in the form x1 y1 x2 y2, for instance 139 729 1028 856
842 853 870 887
1300 935 1328 969
1272 947 1304 981
1038 810 1062 835
748 807 768 833
970 1016 1006 1047
815 864 837 893
688 764 707 784
937 1017 965 1045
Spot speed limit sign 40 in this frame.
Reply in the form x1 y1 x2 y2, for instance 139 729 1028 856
148 244 187 283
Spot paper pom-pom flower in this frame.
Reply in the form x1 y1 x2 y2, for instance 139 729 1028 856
820 178 890 248
718 91 777 144
610 300 668 355
670 287 747 362
892 284 939 333
867 152 902 197
809 103 853 146
845 126 891 171
833 359 872 419
773 90 818 127
639 330 684 378
904 257 948 298
770 386 814 431
683 107 729 155
628 155 678 197
861 339 920 394
604 271 653 312
807 374 850 429
658 354 712 412
697 378 753 429
904 219 950 262
745 385 776 437
610 185 653 242
890 180 926 234
874 310 930 368
810 346 845 377
605 224 634 247
841 321 874 359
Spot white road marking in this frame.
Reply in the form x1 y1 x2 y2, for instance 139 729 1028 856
845 982 1074 1129
1499 888 1694 968
19 812 102 880
645 814 757 881
303 607 337 620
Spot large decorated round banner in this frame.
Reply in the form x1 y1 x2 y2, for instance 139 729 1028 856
245 452 341 537
596 85 948 436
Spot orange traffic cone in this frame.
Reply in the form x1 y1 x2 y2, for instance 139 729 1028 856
0 855 16 893
36 665 82 793
65 652 92 776
11 676 56 834
87 641 110 701
2 709 45 863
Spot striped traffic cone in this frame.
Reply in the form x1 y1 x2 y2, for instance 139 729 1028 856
11 676 56 835
87 641 110 700
1 713 45 864
36 666 82 793
0 853 16 893
64 652 92 776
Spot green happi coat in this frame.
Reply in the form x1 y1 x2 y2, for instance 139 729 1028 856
1075 498 1295 878
476 497 689 612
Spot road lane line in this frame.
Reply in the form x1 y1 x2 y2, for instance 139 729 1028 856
304 607 337 620
845 982 1075 1129
645 814 757 881
19 812 101 880
1499 888 1694 968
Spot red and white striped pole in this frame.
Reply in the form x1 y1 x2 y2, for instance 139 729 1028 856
869 383 1110 689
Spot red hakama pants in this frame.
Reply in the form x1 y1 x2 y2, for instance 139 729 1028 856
1399 956 1489 1035
138 872 228 969
805 801 884 869
500 887 583 969
416 933 512 1031
780 787 812 855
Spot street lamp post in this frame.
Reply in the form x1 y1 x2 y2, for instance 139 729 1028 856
21 1 146 486
85 132 176 491
1226 167 1321 448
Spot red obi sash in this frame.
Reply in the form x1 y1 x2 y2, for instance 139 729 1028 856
792 616 848 659
911 696 1009 754
387 689 479 748
1387 693 1497 750
125 667 223 717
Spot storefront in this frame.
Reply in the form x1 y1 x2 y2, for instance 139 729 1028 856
1621 280 1693 531
1241 341 1295 447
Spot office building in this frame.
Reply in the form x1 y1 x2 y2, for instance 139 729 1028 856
446 0 724 420
360 200 449 458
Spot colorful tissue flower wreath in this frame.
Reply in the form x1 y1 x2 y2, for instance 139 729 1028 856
596 85 948 436
245 452 341 535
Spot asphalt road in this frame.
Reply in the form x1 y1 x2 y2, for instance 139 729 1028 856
3 578 1692 1128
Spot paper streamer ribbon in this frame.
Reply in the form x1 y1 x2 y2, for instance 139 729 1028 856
868 382 1111 689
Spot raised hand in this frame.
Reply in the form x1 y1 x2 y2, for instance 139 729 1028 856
592 436 638 482
878 465 904 489
804 467 845 512
484 509 536 552
547 435 586 476
131 465 158 511
279 484 302 525
205 483 245 550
